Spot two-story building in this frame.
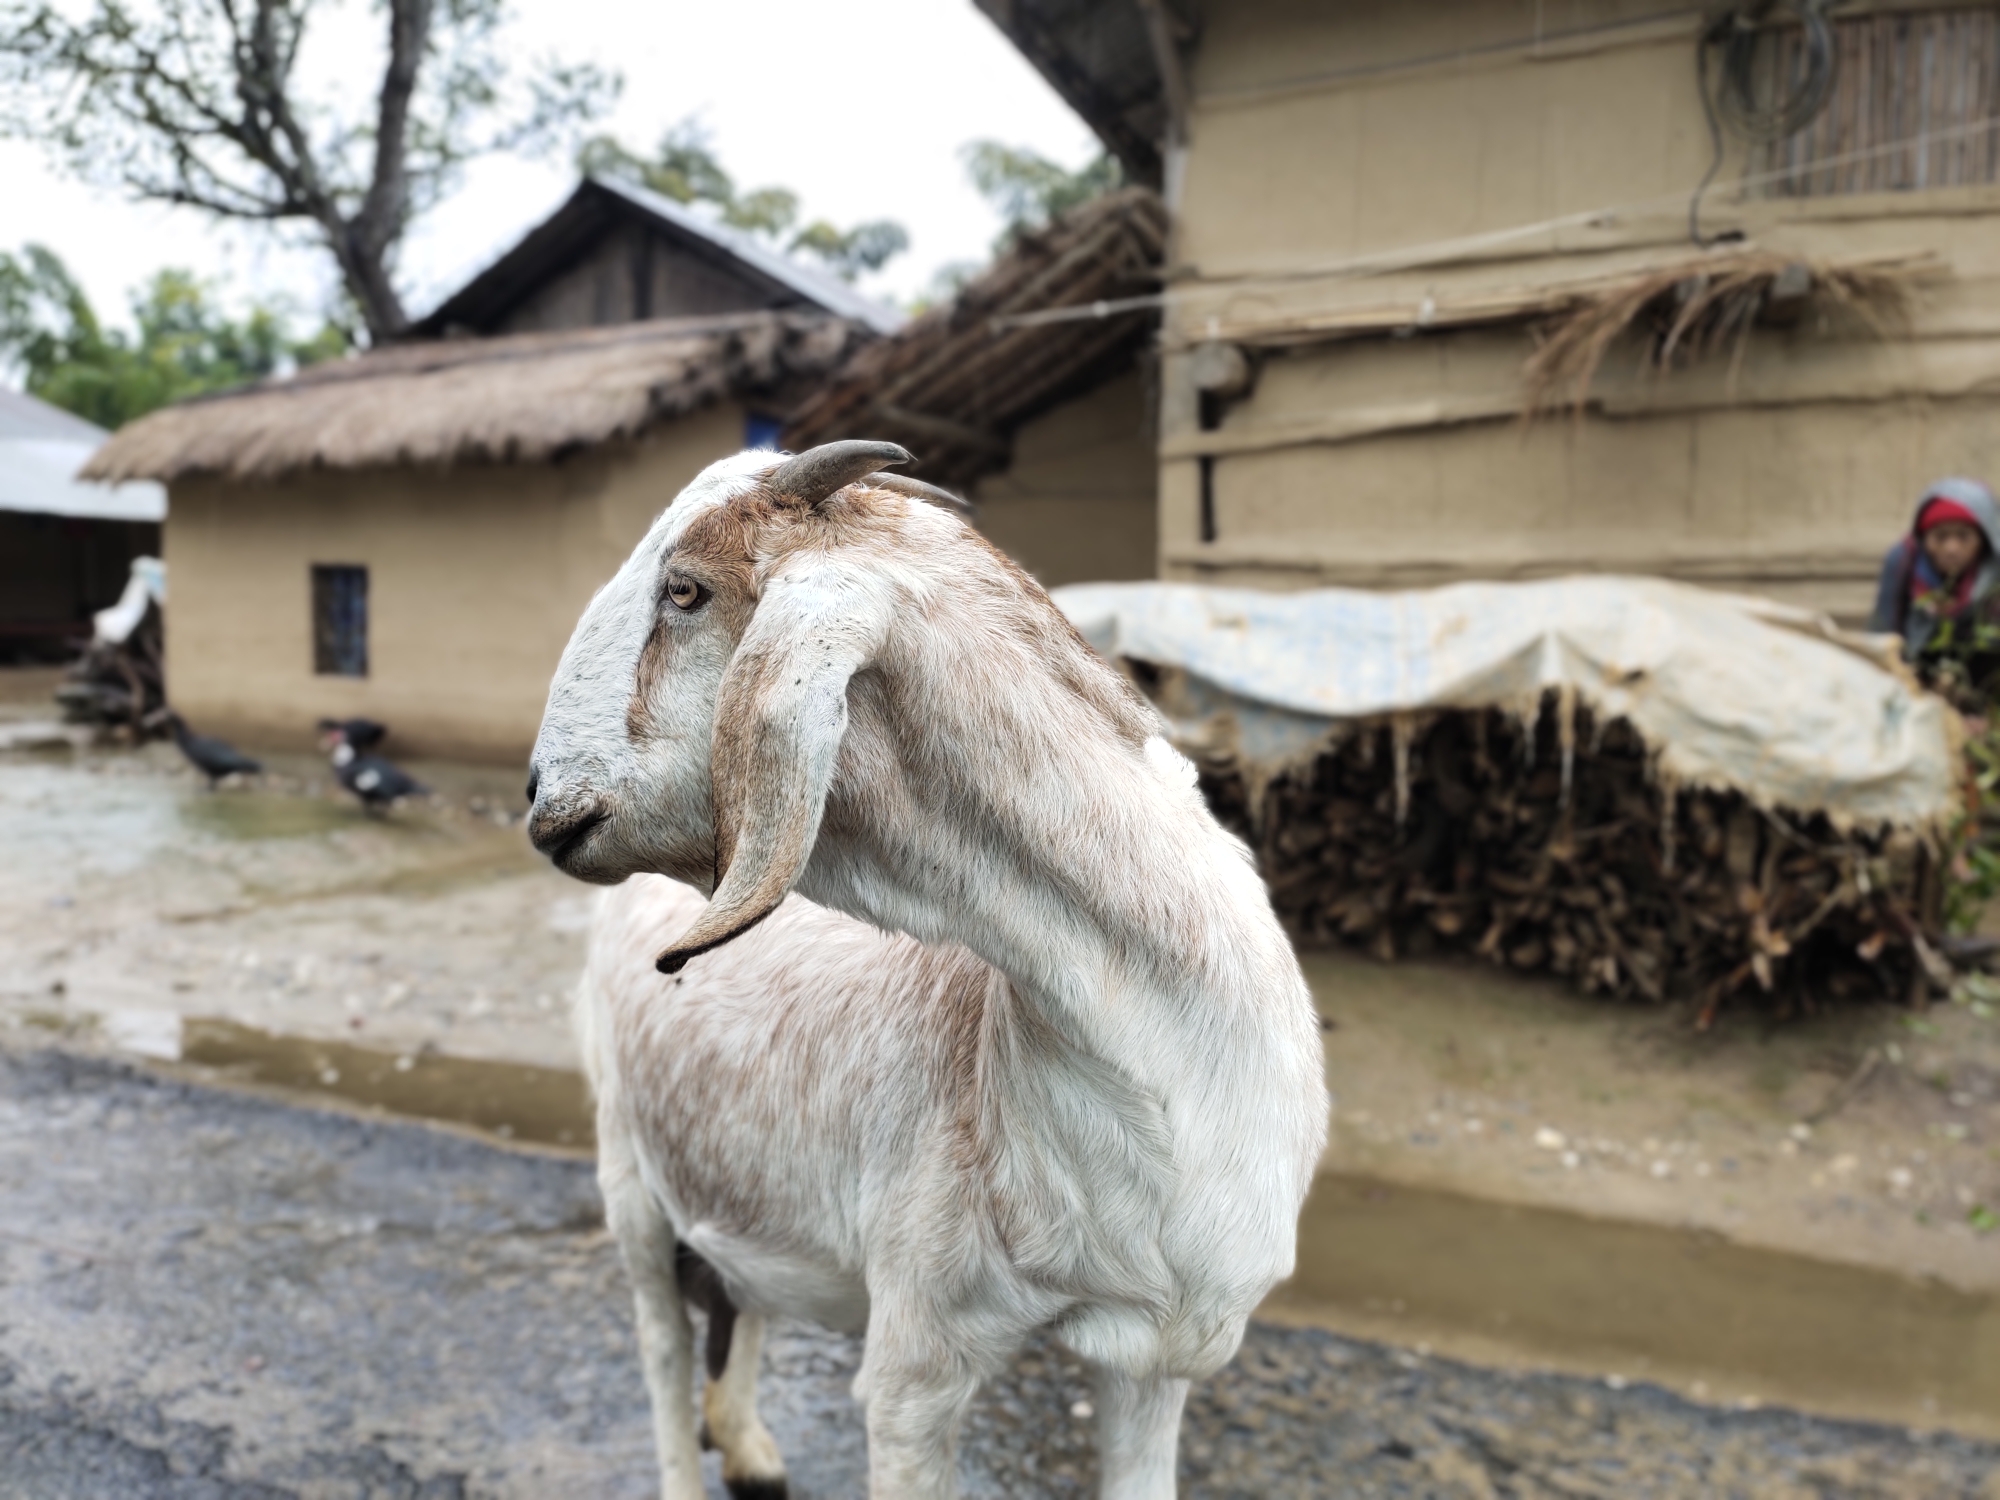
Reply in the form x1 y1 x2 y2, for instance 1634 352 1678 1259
980 0 2000 617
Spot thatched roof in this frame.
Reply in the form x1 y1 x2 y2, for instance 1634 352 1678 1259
784 187 1167 487
84 311 874 484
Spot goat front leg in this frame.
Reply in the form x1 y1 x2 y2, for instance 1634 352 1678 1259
703 1311 788 1498
855 1310 988 1498
1092 1366 1188 1500
602 1158 705 1499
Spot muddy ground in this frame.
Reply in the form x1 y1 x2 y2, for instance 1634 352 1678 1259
6 1045 1998 1500
4 698 1993 1292
3 673 1998 1470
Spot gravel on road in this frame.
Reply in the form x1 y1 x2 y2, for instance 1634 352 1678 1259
2 1046 1995 1499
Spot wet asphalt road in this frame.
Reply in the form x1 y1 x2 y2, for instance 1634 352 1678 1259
3 1047 1997 1500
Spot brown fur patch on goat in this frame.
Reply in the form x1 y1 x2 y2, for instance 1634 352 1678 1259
628 481 902 743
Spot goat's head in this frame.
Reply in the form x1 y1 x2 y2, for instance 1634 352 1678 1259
527 440 1102 973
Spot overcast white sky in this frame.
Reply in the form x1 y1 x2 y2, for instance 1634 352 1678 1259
0 0 1100 334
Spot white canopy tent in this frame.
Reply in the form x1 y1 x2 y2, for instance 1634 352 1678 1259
0 388 164 523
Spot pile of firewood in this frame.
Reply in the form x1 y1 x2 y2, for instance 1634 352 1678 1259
1194 692 1947 1020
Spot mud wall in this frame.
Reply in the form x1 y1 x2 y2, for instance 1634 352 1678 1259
972 369 1158 589
161 404 742 762
1161 0 2000 618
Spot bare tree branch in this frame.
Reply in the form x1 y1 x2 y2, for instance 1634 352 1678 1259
0 0 617 343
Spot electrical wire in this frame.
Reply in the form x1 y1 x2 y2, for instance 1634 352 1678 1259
1690 1 1839 246
1713 1 1839 140
1195 7 1703 108
992 104 2000 335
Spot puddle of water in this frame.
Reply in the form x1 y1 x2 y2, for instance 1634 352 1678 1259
175 1018 593 1149
1273 1173 2000 1436
92 1005 2000 1436
0 762 184 883
175 789 377 841
100 1009 186 1060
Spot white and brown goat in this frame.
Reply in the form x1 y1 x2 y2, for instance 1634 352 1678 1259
527 443 1328 1498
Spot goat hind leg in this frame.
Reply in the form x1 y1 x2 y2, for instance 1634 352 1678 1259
602 1166 706 1499
1092 1366 1188 1500
703 1311 788 1498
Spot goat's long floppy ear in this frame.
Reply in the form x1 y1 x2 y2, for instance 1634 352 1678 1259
655 572 889 973
765 441 912 508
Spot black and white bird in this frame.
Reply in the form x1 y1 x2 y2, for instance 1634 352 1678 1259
166 712 262 789
316 716 388 753
320 720 426 813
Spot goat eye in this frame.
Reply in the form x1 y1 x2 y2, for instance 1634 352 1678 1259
665 574 705 612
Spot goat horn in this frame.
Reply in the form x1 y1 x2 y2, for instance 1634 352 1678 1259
865 472 977 518
765 441 912 508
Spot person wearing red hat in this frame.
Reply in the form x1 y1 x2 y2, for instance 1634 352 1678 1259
1869 478 2000 690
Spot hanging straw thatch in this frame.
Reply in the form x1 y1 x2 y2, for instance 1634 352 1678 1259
1520 250 1917 417
83 311 875 484
785 187 1168 486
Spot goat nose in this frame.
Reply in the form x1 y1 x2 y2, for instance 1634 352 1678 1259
525 765 540 807
527 795 610 863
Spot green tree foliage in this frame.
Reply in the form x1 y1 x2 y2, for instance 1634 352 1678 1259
0 0 618 342
961 141 1123 248
897 141 1123 311
0 244 346 428
579 121 908 283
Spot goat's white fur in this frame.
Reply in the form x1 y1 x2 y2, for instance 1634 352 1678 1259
533 450 1328 1497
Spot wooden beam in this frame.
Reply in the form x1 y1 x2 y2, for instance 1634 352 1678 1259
870 403 1012 459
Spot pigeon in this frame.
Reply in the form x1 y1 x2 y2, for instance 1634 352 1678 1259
316 716 388 753
321 722 427 812
166 712 262 789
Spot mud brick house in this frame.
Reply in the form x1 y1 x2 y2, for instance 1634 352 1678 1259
85 179 893 761
979 0 2000 617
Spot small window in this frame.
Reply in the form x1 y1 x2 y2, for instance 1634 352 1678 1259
744 412 785 451
312 564 368 677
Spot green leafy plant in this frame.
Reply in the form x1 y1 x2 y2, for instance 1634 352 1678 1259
1944 711 2000 934
579 120 907 283
960 140 1123 248
1 243 346 426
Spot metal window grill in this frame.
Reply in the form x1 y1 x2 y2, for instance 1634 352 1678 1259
1754 8 2000 197
312 564 368 677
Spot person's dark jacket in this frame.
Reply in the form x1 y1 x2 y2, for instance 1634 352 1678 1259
1868 477 2000 660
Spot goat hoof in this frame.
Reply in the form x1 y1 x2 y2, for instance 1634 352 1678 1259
723 1480 788 1500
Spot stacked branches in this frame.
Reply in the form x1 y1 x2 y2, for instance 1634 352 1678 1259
1194 692 1944 1022
784 187 1167 487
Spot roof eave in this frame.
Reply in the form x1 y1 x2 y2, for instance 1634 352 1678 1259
971 0 1167 186
408 178 904 339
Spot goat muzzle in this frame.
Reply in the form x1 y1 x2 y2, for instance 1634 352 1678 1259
527 798 609 869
